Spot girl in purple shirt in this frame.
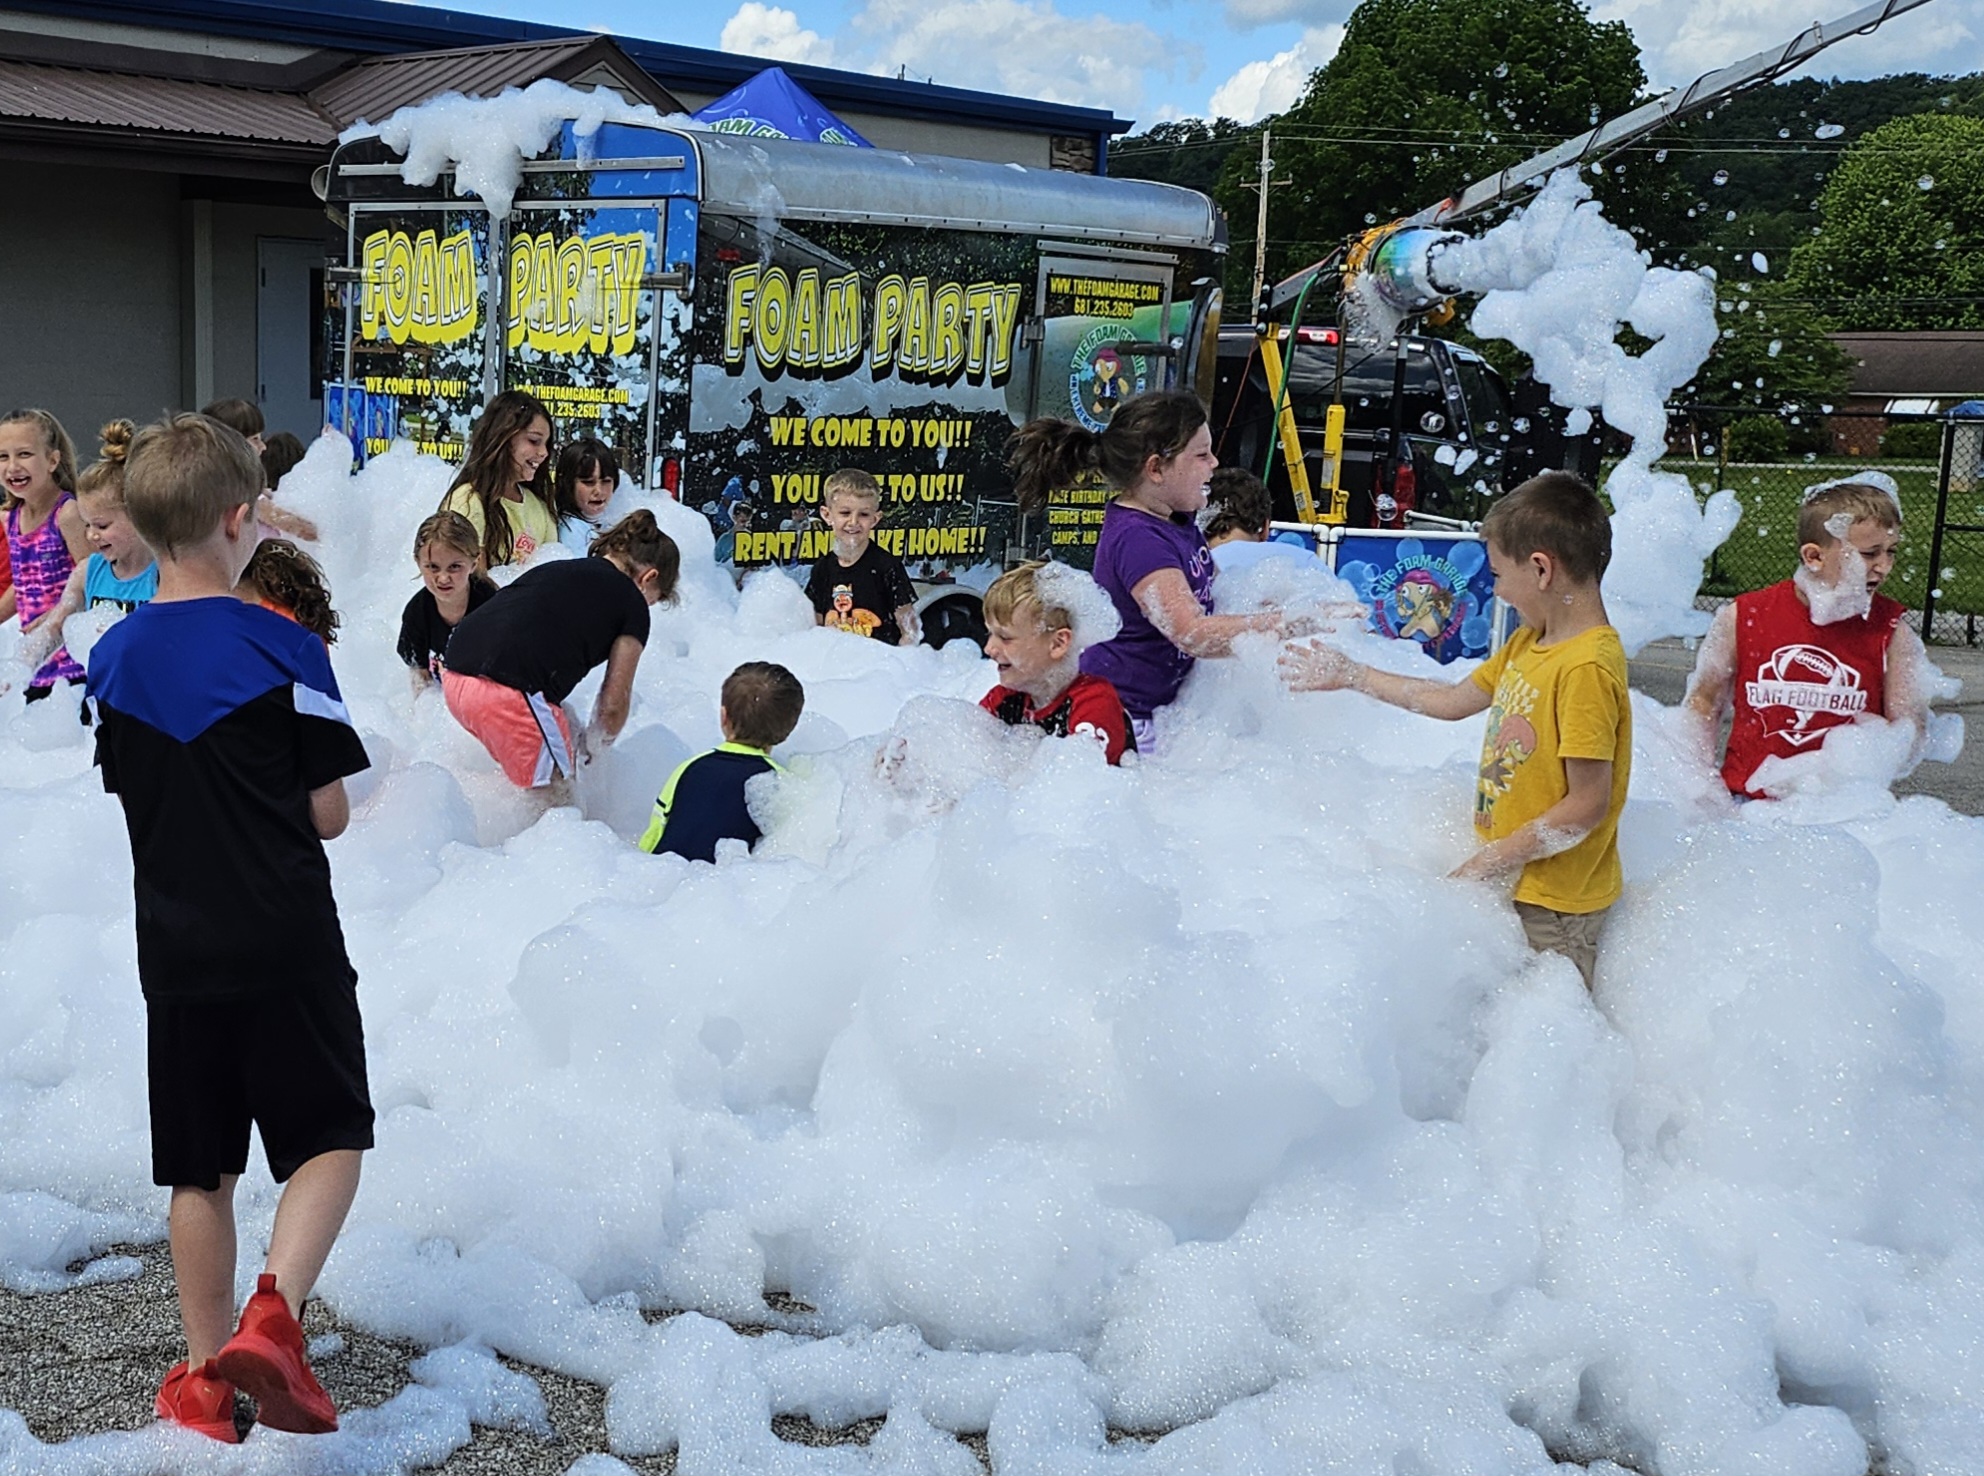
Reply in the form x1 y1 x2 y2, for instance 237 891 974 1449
1007 392 1288 747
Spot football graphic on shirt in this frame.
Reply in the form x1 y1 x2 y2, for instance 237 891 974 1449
1744 642 1868 746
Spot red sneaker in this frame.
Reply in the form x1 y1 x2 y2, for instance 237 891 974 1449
155 1359 240 1443
212 1274 339 1434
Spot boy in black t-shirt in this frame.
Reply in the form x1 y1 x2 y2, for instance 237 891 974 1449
804 469 918 645
640 661 804 862
89 415 373 1442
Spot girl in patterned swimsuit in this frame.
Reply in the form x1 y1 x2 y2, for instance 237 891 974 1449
0 407 90 701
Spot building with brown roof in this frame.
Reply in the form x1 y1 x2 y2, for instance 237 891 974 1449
1828 330 1984 456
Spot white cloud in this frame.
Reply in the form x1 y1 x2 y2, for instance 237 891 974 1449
719 2 838 66
1206 24 1342 122
716 0 1187 116
1593 0 1981 87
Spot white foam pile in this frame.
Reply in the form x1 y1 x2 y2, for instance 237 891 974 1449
1437 170 1742 653
342 81 705 217
0 424 1977 1476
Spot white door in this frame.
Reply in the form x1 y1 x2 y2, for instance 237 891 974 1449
257 238 327 440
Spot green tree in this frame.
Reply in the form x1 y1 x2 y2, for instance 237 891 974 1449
1685 284 1852 452
1219 0 1669 301
1783 112 1984 330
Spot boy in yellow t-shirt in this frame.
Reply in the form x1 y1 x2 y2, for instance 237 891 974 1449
1279 472 1630 987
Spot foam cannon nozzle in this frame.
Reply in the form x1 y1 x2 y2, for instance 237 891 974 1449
1362 226 1466 313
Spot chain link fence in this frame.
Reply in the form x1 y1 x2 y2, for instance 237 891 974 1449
1640 409 1984 645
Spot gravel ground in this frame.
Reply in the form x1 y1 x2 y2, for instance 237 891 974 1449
5 641 1975 1473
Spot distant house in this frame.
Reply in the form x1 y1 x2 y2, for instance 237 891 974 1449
0 0 1129 442
1828 331 1984 456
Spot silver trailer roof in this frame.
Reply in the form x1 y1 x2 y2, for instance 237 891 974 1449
693 131 1225 252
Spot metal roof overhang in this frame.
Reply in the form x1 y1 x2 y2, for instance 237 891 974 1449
697 132 1222 249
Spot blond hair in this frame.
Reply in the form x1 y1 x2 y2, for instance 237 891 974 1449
76 420 136 506
414 509 483 565
1798 482 1901 548
124 413 261 557
982 561 1073 635
824 467 881 507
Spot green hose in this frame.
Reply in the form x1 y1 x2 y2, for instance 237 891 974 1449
1260 269 1319 487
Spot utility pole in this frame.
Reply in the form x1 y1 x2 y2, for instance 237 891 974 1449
1247 127 1289 327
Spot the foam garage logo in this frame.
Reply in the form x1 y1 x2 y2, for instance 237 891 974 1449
359 228 479 345
725 266 1021 385
507 231 648 357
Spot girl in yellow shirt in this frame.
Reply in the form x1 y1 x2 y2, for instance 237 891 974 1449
441 391 559 571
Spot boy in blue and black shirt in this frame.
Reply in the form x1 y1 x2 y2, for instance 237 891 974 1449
89 413 372 1443
640 661 804 862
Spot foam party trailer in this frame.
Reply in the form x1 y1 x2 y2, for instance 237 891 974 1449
319 111 1226 628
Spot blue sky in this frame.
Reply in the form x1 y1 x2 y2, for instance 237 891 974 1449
453 0 1976 129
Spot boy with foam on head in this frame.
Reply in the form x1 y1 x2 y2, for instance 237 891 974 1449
87 414 373 1442
1279 472 1630 988
805 468 918 645
979 560 1135 765
641 661 805 862
1684 477 1934 798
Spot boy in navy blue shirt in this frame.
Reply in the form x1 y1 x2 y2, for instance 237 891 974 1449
89 413 371 1442
640 662 804 861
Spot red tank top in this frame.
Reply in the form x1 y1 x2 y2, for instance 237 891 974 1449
1722 579 1904 796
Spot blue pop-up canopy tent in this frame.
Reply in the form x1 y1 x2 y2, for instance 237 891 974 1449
692 66 873 147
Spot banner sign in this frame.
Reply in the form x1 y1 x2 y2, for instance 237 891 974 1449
1332 532 1496 664
329 209 492 464
690 223 1035 574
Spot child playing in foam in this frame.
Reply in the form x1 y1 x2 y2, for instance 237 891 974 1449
440 511 677 788
1683 477 1934 798
20 420 156 672
398 510 496 686
87 413 373 1441
238 539 340 647
1281 472 1631 987
805 468 918 644
0 407 90 700
640 661 805 862
979 560 1134 765
1006 392 1295 752
555 438 620 554
442 391 559 571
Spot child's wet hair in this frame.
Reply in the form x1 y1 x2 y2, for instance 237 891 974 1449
76 420 136 506
1006 391 1207 512
414 509 484 565
590 509 681 601
824 468 881 507
244 538 340 644
1205 467 1272 541
0 407 79 499
722 662 805 749
1798 482 1901 548
1481 471 1612 583
124 412 260 556
555 438 621 519
982 561 1072 635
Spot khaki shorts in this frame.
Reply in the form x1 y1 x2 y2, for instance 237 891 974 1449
1514 902 1610 989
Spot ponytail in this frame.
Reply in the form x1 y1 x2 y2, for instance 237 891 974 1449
76 419 136 503
1006 391 1208 512
590 509 680 603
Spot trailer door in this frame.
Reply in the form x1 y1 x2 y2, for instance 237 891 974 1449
1030 248 1183 564
332 203 495 463
505 125 699 492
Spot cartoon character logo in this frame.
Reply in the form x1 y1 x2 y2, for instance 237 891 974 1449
824 583 881 637
1340 538 1490 661
1476 711 1538 827
1745 643 1868 746
1069 324 1146 432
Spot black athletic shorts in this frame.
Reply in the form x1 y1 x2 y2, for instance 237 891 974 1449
146 973 375 1190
